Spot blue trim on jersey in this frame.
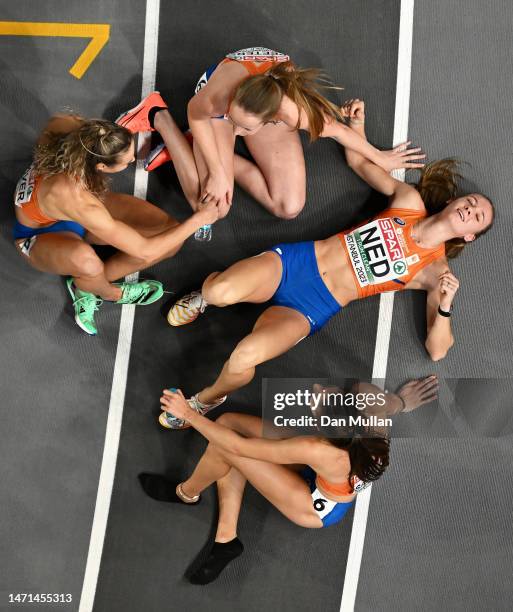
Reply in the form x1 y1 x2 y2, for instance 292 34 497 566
13 219 86 240
301 466 353 528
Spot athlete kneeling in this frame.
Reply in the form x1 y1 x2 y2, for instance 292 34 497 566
13 113 218 334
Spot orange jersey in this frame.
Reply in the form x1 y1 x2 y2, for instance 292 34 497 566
338 207 445 299
14 165 55 226
221 46 290 76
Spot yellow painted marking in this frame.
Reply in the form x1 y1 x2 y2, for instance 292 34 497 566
0 21 110 79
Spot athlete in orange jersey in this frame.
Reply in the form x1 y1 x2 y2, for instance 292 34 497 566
139 377 436 583
117 47 424 220
14 112 218 335
162 100 494 428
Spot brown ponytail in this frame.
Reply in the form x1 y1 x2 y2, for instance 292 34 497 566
328 435 390 483
415 159 495 258
34 116 133 198
232 60 345 141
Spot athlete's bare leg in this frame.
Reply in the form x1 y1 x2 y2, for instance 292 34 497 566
235 121 306 219
14 232 123 300
182 437 320 528
201 250 282 307
198 306 310 405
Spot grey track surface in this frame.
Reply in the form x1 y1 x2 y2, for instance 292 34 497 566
357 2 513 611
0 0 145 608
93 2 400 612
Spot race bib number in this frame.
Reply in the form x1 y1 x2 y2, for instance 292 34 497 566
344 218 408 287
226 47 290 62
311 488 337 519
14 166 36 207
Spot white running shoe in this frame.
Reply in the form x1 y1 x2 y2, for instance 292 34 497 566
167 290 207 326
159 393 227 429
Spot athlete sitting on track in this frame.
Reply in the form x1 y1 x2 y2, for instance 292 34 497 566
13 113 218 335
139 377 437 583
117 46 423 221
162 99 494 429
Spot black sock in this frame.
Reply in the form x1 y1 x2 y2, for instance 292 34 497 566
138 473 199 504
189 538 244 585
148 106 167 129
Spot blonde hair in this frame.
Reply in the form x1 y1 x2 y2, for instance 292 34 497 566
33 116 133 197
232 60 345 141
415 159 494 258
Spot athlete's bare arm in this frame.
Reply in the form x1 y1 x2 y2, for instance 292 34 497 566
338 99 426 201
67 188 218 261
187 61 245 205
409 259 456 361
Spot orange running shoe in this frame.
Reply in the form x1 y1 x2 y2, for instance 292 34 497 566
144 130 193 172
115 91 167 133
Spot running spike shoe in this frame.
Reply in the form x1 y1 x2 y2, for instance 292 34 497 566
114 279 164 306
115 91 167 133
167 290 206 326
159 393 227 430
144 130 193 172
66 278 103 335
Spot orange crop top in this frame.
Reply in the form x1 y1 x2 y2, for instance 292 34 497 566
14 165 56 226
222 47 290 76
316 473 368 497
338 207 445 300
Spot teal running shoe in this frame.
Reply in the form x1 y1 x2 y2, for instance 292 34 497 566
66 278 103 335
114 279 164 306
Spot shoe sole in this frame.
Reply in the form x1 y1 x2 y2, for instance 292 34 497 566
144 143 169 171
158 410 191 430
115 91 166 130
166 310 199 326
66 280 97 336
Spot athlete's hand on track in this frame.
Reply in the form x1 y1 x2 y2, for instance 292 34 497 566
438 270 459 311
201 170 233 212
396 376 439 413
381 141 426 172
160 389 195 421
196 199 220 226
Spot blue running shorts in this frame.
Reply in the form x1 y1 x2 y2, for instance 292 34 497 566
269 241 342 334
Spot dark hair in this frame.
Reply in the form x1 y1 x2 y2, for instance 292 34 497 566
415 159 495 258
33 116 133 197
327 435 390 483
232 60 345 141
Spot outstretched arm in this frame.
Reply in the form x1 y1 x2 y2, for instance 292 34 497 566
339 99 425 205
160 389 319 464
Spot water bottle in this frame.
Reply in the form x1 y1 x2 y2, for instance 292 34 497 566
194 224 212 242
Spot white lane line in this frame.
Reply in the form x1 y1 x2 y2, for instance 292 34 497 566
78 2 160 610
339 2 415 611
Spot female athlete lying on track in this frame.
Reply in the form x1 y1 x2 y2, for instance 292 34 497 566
13 113 218 335
139 377 437 583
161 99 494 429
117 46 423 221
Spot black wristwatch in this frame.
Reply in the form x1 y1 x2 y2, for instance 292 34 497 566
438 304 453 317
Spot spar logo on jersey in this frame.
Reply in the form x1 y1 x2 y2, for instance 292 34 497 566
344 218 408 287
393 217 406 226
